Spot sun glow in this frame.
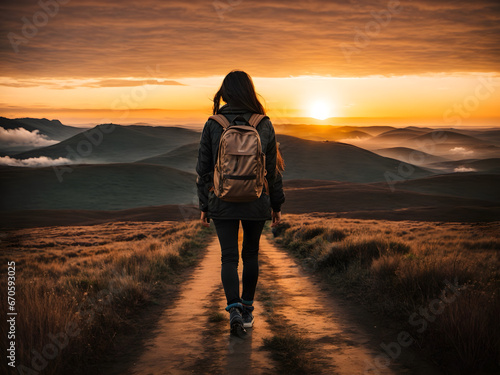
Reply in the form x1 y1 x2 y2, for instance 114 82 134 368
309 100 331 120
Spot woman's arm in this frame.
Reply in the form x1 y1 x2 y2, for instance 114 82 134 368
196 121 213 213
264 120 285 213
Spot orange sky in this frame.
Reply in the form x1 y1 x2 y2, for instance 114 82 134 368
1 0 499 128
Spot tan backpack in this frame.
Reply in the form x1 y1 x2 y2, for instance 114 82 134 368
209 113 269 202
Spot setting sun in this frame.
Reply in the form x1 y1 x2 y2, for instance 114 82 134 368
309 100 331 120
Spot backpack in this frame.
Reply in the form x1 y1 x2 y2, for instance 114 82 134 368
209 113 269 202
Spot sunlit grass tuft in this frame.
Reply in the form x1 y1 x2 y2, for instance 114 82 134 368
0 220 213 375
271 214 500 373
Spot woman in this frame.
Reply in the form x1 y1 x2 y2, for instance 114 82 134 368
196 70 285 336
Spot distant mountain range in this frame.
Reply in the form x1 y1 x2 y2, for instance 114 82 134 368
428 158 500 173
0 117 84 140
273 123 389 140
354 129 500 160
374 147 449 165
3 118 435 182
1 116 499 220
133 134 435 182
0 117 86 155
277 134 433 181
11 124 201 163
135 142 199 172
372 128 429 141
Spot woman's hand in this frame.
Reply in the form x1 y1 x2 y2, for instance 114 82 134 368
200 211 210 228
271 211 282 227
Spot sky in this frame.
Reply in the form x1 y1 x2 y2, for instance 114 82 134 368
1 0 499 128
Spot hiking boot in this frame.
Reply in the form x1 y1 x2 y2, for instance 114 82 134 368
242 305 254 328
228 306 246 336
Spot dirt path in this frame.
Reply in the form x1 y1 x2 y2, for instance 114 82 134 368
127 229 441 375
127 230 276 375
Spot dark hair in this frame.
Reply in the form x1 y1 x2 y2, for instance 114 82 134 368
276 142 285 173
213 70 266 115
213 70 284 173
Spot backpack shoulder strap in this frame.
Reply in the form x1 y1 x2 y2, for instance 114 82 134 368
248 114 269 128
209 114 231 129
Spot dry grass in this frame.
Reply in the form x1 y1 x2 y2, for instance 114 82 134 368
271 214 500 374
0 220 213 375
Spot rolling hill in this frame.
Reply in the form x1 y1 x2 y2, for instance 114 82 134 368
336 125 395 136
372 128 430 142
12 124 201 163
348 129 500 160
474 129 500 145
3 121 498 221
277 134 434 182
449 129 500 146
1 117 85 154
282 179 499 222
0 117 85 141
373 147 448 165
134 134 435 182
4 175 499 228
428 158 500 174
135 142 199 173
274 124 373 142
409 130 491 146
403 131 500 159
375 173 500 202
0 163 197 211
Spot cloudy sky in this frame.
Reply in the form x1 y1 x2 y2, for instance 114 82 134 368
1 0 499 126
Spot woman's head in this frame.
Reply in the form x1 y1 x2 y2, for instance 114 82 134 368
213 70 266 115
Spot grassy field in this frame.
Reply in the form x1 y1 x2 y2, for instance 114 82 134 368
0 220 213 375
270 215 500 374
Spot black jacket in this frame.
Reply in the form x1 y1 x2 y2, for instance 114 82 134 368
196 104 285 220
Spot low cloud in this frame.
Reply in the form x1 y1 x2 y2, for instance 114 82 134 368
0 156 73 167
0 78 185 89
0 127 58 147
84 79 185 88
338 137 367 143
454 166 476 172
449 147 475 156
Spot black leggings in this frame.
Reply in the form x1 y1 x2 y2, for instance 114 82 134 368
212 219 266 306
